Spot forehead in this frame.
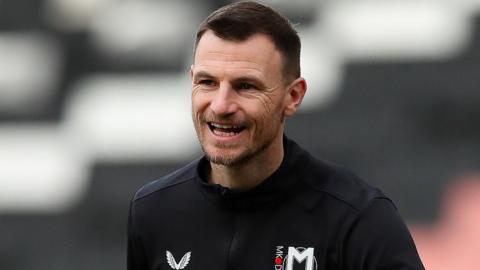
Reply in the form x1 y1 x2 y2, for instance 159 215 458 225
193 31 283 77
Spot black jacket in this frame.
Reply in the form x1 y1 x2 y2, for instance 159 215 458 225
127 137 424 270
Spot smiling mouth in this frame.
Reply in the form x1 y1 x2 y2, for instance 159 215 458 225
208 122 246 136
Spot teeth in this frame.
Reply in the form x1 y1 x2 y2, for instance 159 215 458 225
210 122 240 129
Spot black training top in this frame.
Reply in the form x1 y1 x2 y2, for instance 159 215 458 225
127 137 425 270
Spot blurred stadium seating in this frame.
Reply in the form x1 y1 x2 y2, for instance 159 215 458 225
0 0 479 269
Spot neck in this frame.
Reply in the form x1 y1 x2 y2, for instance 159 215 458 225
208 133 285 190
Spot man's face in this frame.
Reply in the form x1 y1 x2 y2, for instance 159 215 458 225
191 31 290 166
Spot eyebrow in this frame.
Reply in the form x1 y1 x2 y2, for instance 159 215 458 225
192 71 215 80
193 70 267 89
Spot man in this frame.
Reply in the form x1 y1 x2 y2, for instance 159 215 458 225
127 2 425 270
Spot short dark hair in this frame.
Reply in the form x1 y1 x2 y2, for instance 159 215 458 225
194 1 301 82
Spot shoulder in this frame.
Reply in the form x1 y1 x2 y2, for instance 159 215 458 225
132 157 201 202
300 154 392 212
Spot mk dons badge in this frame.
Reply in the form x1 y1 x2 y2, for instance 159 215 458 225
274 246 317 270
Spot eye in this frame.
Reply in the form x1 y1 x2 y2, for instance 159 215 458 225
199 79 215 86
196 79 217 89
238 82 256 90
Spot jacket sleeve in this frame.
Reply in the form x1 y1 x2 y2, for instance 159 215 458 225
341 198 425 270
127 201 149 270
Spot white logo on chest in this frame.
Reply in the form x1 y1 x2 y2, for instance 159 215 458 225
166 250 191 270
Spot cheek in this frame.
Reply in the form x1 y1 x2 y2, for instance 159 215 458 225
191 90 210 113
191 93 206 128
258 95 285 120
191 88 201 106
243 100 278 130
242 91 279 115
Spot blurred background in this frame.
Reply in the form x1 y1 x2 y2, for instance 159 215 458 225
0 0 479 269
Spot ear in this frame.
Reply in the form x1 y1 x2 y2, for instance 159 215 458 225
284 77 307 117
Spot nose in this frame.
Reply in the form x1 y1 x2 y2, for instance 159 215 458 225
209 84 238 116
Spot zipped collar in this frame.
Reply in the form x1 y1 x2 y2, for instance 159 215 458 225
195 136 311 210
